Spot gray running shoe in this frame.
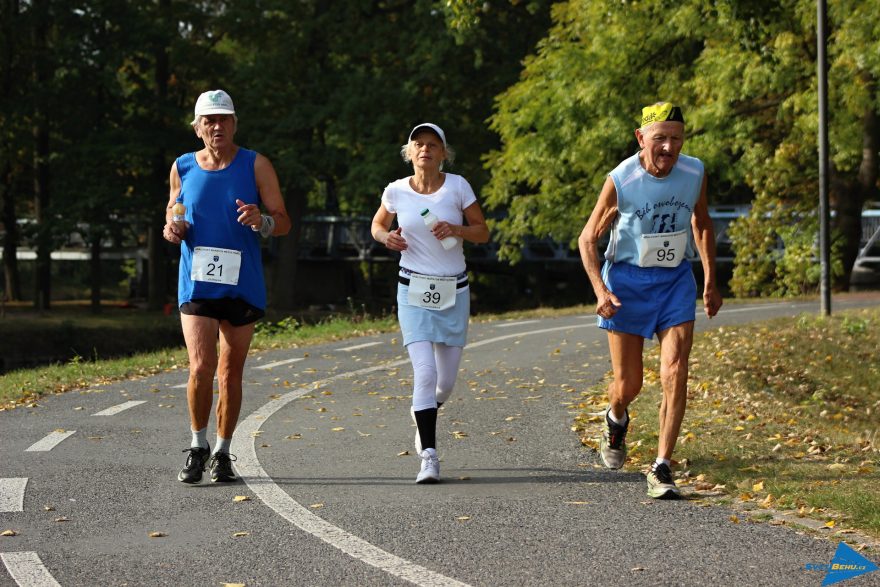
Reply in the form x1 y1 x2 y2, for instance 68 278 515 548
599 408 629 469
416 448 440 484
646 462 680 499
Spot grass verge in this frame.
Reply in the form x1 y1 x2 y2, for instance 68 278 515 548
575 306 880 542
0 304 595 410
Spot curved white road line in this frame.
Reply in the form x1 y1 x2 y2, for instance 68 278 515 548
0 552 61 587
0 478 28 513
232 323 594 586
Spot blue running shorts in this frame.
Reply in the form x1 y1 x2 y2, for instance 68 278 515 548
597 261 696 339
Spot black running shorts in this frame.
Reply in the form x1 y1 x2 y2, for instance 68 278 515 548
180 298 265 326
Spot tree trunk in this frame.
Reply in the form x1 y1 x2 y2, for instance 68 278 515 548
147 0 170 310
89 234 102 313
31 0 50 310
1 1 22 300
1 162 22 301
268 178 306 311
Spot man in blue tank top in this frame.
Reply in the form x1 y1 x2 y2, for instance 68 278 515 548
163 89 291 484
577 102 722 499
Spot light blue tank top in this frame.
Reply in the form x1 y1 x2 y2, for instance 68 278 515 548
604 152 704 265
176 148 266 309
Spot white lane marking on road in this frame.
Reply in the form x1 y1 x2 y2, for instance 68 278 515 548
0 478 28 512
24 431 76 452
254 357 305 370
496 320 539 328
335 341 383 352
91 400 146 417
0 552 61 587
233 322 595 586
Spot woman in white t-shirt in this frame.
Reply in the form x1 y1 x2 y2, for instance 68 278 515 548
371 123 489 484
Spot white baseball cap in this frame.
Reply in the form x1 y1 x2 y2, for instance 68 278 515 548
408 123 446 146
193 89 235 118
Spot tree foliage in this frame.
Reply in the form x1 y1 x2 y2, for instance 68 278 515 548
485 0 880 295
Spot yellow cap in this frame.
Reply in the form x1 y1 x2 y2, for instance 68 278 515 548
640 103 684 127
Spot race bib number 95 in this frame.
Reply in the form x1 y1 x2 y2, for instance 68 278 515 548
638 229 687 268
191 246 242 285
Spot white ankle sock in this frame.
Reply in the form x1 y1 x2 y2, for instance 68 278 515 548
655 458 670 468
214 436 231 455
191 427 208 449
607 408 628 425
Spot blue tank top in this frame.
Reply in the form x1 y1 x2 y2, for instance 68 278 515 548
176 148 266 309
603 152 704 265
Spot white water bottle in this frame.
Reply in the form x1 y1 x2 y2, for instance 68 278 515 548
421 208 457 250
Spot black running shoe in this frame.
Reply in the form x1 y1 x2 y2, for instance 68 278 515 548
209 452 238 483
178 446 211 484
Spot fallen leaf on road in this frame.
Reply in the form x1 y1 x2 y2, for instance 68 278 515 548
310 503 324 509
43 506 55 511
221 583 245 587
331 427 345 432
825 520 836 528
631 567 645 572
54 517 69 522
148 532 166 538
397 450 410 456
729 516 740 524
452 431 468 439
456 516 471 521
1 530 17 537
232 532 249 537
285 434 302 440
233 496 251 502
564 501 591 505
458 476 471 481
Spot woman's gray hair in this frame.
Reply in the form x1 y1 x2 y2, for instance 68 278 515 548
191 114 239 132
400 141 456 170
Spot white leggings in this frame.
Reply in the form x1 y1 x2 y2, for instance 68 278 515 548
407 341 463 411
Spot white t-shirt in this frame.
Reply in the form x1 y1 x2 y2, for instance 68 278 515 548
381 173 478 276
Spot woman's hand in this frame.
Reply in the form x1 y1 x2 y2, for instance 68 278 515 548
431 221 456 241
384 227 408 251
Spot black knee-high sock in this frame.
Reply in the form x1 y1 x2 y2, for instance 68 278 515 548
414 407 438 450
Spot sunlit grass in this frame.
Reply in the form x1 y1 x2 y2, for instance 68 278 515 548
575 307 880 538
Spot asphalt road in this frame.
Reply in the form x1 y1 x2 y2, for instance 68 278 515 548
2 297 879 587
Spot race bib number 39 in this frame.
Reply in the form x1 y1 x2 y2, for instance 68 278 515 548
191 246 242 285
406 274 457 311
638 229 687 268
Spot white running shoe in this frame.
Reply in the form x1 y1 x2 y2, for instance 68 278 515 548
410 407 422 454
416 448 440 484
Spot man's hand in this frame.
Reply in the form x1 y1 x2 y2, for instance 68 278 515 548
703 284 722 318
596 289 622 319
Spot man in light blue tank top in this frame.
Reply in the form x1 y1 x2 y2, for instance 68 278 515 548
577 103 722 499
163 90 291 484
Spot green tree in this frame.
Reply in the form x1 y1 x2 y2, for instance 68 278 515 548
485 0 880 295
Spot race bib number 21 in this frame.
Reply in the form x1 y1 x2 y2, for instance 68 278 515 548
191 246 242 285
